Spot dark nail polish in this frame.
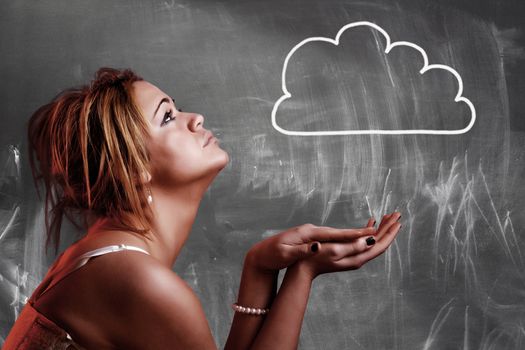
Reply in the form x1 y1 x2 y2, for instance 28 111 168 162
311 243 319 252
366 237 375 246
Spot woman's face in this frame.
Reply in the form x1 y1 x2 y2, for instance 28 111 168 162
132 80 229 187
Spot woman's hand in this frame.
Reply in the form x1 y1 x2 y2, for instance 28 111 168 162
245 221 377 273
294 212 402 279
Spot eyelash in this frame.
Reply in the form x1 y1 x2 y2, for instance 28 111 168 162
161 108 182 126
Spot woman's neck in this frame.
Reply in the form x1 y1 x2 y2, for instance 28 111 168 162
87 179 211 268
145 182 205 267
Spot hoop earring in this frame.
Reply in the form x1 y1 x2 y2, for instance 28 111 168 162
147 187 153 204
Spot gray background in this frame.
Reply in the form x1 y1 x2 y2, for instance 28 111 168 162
1 0 525 349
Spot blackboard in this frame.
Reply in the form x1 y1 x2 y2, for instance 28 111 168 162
1 0 524 348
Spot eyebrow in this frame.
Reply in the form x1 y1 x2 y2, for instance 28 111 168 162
153 97 170 120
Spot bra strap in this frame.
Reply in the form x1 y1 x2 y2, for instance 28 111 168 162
32 244 150 302
72 244 150 271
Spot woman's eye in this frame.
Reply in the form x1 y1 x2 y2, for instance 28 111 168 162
161 110 175 126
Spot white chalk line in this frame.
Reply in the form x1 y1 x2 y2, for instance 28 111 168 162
271 21 476 136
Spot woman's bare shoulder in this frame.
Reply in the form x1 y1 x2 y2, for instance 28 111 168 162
101 251 217 349
43 230 217 349
30 229 215 349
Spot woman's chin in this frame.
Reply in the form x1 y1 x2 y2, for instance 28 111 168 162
215 148 230 170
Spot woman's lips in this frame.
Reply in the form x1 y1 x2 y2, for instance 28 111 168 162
203 132 216 147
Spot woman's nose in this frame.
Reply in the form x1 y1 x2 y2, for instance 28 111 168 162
187 113 204 132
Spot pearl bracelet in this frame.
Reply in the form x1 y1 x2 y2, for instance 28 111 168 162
231 303 270 315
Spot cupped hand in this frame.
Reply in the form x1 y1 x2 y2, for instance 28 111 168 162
245 222 377 273
294 212 402 279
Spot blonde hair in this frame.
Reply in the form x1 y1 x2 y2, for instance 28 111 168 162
27 67 155 254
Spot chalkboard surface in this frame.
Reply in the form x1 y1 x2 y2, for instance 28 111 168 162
1 0 524 349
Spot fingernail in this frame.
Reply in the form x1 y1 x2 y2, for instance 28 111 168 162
366 237 375 246
311 243 319 252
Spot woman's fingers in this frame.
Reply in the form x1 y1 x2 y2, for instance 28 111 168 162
284 240 322 261
366 221 401 259
296 211 399 247
317 236 375 262
336 221 401 269
375 212 401 241
377 213 392 232
377 214 389 227
304 225 376 242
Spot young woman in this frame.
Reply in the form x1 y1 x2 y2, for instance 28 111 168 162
3 68 401 350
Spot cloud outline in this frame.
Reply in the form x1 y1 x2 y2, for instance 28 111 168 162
271 21 477 136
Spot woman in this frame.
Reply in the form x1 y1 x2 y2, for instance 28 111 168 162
3 68 401 349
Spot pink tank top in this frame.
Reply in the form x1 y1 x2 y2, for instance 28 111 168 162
2 244 150 350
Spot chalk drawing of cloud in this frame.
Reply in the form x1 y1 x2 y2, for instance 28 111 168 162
271 21 476 136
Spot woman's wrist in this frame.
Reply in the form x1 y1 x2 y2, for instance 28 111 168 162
225 249 279 350
289 260 318 282
237 251 278 305
245 245 319 281
244 246 275 275
242 253 279 282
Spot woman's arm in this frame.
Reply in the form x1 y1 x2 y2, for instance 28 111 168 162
225 213 400 349
248 213 401 350
248 262 312 350
224 224 373 349
224 255 278 349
